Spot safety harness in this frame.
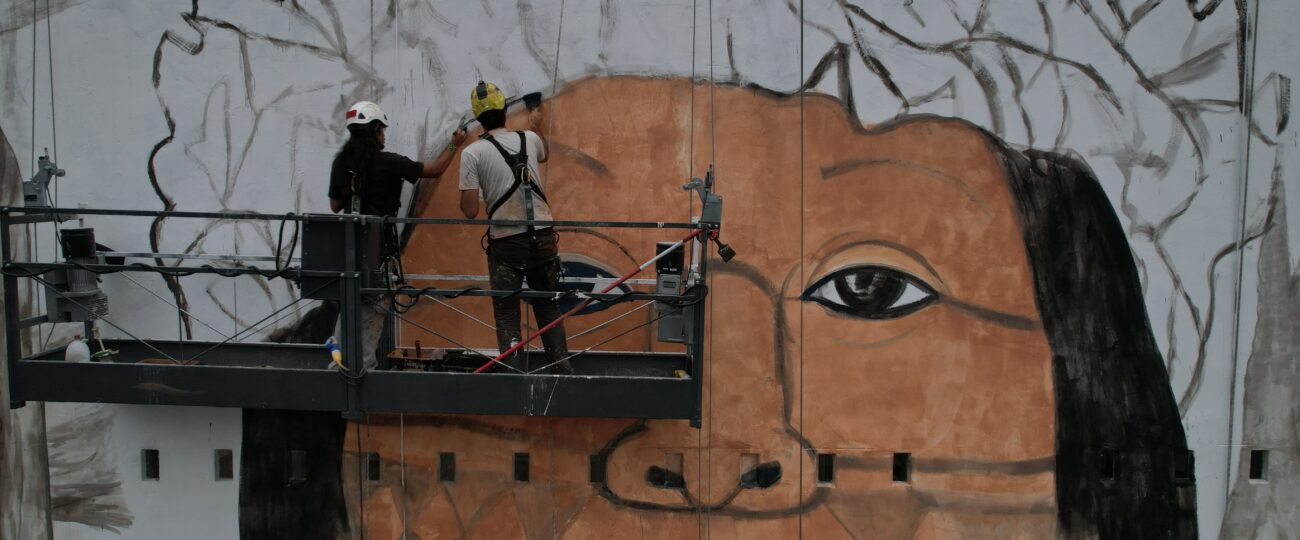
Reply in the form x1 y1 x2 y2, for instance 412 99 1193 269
348 170 363 214
481 132 548 232
347 168 399 258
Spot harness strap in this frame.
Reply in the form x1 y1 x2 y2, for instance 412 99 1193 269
482 132 548 222
348 170 362 214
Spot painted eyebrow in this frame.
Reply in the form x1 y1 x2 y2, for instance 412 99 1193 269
808 238 944 288
552 142 612 179
819 157 990 214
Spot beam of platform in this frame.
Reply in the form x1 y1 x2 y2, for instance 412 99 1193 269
12 340 698 420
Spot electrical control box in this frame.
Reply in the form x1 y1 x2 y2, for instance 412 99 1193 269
655 241 687 343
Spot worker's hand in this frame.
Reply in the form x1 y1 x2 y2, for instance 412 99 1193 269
450 128 468 148
528 107 544 132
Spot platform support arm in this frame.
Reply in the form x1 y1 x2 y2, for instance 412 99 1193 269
341 216 364 421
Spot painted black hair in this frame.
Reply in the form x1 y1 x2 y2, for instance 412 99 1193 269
987 135 1198 539
240 302 348 537
477 109 506 131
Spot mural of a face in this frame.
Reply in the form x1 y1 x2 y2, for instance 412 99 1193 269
343 76 1176 538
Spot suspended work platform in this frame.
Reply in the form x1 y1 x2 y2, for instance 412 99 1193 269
13 340 697 418
4 170 726 425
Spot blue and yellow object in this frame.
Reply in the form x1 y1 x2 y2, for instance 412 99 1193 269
325 337 346 371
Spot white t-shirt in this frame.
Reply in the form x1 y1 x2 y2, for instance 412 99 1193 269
459 129 554 239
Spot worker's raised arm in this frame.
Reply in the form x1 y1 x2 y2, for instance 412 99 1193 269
420 128 468 178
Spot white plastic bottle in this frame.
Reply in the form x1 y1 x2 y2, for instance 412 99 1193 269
65 334 91 362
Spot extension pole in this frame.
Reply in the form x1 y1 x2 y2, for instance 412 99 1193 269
473 227 706 373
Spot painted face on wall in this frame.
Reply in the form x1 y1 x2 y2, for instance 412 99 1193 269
370 77 1058 537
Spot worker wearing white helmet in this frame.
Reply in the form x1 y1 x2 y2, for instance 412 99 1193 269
328 100 466 371
457 81 572 374
328 100 466 216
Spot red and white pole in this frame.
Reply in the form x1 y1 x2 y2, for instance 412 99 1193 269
473 227 706 373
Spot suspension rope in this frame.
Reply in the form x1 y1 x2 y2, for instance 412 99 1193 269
705 0 717 531
539 0 566 193
689 2 704 537
798 0 807 533
44 0 57 165
27 0 39 357
399 412 407 540
29 0 36 174
541 7 566 534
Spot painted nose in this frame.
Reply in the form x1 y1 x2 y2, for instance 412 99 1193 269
647 460 781 490
644 459 783 510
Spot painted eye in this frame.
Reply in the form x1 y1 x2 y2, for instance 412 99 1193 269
801 266 937 319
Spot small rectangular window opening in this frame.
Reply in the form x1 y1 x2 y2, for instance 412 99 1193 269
892 452 911 484
514 453 531 483
215 449 234 481
589 454 606 485
1248 449 1269 481
739 453 759 473
666 453 684 475
287 449 308 486
816 453 835 485
141 449 160 481
366 452 381 482
739 453 760 488
438 452 456 483
1099 449 1115 481
664 453 687 488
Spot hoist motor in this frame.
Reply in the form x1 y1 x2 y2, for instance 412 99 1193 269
43 227 109 322
655 243 689 344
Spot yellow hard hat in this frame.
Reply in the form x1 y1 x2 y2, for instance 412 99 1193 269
471 81 507 117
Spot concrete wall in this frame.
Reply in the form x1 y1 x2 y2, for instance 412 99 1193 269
1 1 1295 538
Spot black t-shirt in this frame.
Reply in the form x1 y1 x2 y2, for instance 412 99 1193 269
328 151 423 216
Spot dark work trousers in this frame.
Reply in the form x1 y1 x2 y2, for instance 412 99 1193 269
487 228 571 373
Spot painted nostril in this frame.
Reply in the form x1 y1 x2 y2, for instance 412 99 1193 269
646 466 686 489
739 461 782 489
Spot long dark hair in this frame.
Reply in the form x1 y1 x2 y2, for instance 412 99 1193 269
332 122 383 190
988 134 1198 539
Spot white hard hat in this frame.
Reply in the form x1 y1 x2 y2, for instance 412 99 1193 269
345 101 389 127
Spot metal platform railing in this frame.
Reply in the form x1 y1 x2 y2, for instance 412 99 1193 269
2 177 724 423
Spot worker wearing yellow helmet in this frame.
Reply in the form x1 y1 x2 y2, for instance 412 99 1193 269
327 100 467 372
458 81 572 374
